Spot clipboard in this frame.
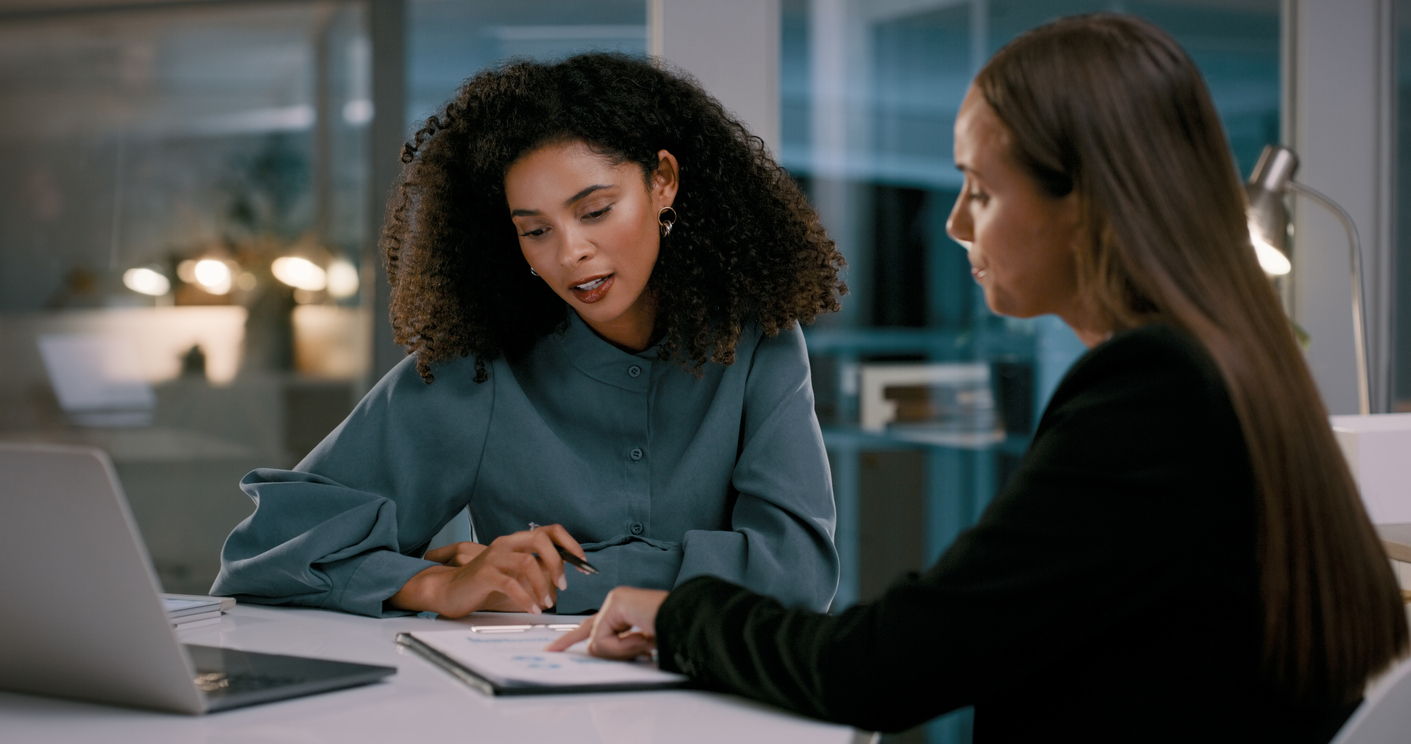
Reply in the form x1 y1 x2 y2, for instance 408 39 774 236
396 627 689 696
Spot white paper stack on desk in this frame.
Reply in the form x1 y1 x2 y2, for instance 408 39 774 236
162 594 235 631
397 626 688 696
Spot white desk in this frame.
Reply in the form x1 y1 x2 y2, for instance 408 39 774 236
0 604 869 744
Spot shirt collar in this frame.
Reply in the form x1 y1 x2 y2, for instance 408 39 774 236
554 309 658 391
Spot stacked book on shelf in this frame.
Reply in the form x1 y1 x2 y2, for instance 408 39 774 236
161 594 235 631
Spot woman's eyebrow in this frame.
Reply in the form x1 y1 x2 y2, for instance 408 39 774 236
510 184 613 217
565 183 612 206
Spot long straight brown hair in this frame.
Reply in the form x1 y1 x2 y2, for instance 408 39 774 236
976 13 1406 704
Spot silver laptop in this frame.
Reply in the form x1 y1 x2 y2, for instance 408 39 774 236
0 442 395 713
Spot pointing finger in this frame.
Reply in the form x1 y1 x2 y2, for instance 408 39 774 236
545 619 592 652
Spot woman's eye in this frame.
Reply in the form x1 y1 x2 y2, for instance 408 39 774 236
519 226 548 238
967 190 989 205
583 205 612 221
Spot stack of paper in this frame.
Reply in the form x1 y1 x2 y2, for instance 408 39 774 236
162 594 235 631
397 627 687 695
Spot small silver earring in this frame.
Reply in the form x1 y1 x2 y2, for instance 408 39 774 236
529 267 538 277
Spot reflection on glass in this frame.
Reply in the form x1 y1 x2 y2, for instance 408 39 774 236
408 0 648 122
123 267 171 297
1397 1 1411 409
0 0 650 599
0 3 372 595
271 256 328 292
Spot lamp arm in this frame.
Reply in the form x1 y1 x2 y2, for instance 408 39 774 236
1286 181 1371 415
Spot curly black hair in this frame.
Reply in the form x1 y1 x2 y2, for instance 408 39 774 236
381 52 846 382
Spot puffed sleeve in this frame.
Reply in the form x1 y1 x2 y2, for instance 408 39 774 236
211 354 495 617
673 323 840 611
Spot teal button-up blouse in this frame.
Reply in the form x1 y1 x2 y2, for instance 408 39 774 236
212 312 840 616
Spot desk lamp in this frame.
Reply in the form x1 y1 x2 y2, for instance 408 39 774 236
1245 144 1371 415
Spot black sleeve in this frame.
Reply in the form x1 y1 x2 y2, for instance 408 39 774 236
655 326 1252 733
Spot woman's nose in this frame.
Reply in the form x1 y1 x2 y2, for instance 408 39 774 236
557 226 596 266
945 195 973 249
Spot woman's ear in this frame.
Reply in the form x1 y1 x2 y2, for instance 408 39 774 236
653 149 680 207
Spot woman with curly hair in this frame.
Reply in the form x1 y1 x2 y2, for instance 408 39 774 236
211 52 846 618
555 15 1407 742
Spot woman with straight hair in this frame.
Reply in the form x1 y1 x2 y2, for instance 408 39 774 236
552 14 1408 741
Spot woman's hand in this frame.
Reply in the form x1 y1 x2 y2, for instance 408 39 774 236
388 524 587 618
545 587 669 660
423 540 487 567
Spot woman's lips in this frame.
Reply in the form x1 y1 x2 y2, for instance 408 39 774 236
971 267 988 281
571 273 614 303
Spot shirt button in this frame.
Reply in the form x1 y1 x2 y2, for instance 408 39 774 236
630 522 644 535
628 365 642 378
630 447 643 461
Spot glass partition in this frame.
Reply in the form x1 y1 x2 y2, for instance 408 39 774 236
0 0 651 596
0 3 372 594
407 0 647 124
1396 2 1411 411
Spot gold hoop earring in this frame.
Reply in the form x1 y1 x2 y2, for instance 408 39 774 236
658 206 677 238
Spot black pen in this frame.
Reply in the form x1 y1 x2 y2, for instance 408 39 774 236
527 522 600 575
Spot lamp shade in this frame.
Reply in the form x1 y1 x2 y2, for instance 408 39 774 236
1243 143 1371 414
1245 145 1298 276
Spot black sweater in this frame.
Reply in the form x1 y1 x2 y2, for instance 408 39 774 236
656 324 1353 742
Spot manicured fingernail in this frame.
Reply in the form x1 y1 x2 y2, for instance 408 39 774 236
556 575 567 590
531 604 542 615
543 594 553 608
